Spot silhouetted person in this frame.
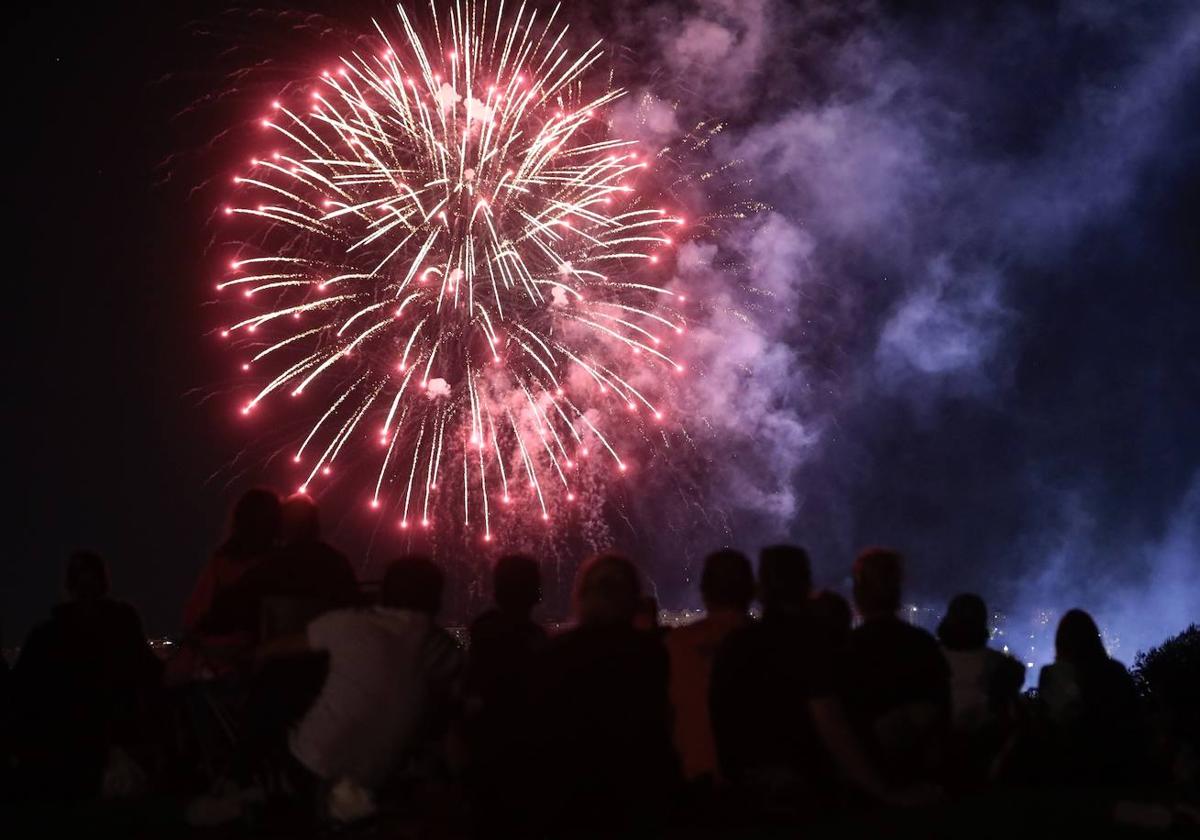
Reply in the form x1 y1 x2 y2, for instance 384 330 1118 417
936 594 1025 789
710 545 822 799
1037 608 1140 784
197 497 362 780
842 548 950 782
467 553 546 718
468 553 546 693
810 588 854 650
174 488 281 679
465 554 547 830
711 545 916 819
937 594 1024 731
257 554 463 815
666 549 753 783
715 544 931 816
200 494 359 641
12 552 161 798
528 553 680 831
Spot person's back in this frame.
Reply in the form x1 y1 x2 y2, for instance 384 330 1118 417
710 547 837 814
288 555 463 792
535 623 677 822
529 554 679 830
941 648 1020 726
1037 608 1140 785
31 598 156 704
202 495 359 640
285 540 356 597
809 589 853 651
842 549 949 779
937 594 1024 732
715 548 945 814
291 606 433 787
267 494 358 616
464 554 547 829
712 613 837 785
467 553 547 710
12 552 161 797
468 607 546 687
847 619 948 721
175 488 281 679
666 549 753 782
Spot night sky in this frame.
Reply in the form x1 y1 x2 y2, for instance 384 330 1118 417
5 1 1199 658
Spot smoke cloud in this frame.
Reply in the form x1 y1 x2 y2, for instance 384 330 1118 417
602 0 1200 662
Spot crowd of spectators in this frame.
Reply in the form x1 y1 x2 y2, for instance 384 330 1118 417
1 487 1197 836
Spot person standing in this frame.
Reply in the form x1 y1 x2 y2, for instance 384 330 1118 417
666 549 754 783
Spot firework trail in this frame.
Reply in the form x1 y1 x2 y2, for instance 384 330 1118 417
217 1 688 541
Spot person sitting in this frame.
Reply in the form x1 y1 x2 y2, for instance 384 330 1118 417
810 588 853 651
841 548 950 783
527 553 681 831
711 545 921 820
1037 608 1141 785
11 551 162 799
710 545 822 800
937 594 1025 732
666 549 754 784
936 593 1025 787
173 488 281 680
465 553 548 830
468 553 547 695
257 554 463 821
200 493 359 641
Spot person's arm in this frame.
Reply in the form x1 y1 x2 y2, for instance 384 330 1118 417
809 696 892 799
809 695 940 807
255 631 312 665
195 573 261 636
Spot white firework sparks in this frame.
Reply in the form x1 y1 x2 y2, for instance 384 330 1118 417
218 0 688 541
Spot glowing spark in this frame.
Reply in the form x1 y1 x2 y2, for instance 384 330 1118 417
217 1 686 536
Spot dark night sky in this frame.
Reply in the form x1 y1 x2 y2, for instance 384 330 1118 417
7 2 238 643
4 1 1199 653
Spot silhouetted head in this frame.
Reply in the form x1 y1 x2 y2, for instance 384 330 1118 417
758 545 812 614
852 547 904 618
65 551 109 601
493 553 541 616
700 549 754 613
937 593 990 651
573 552 641 626
382 554 444 616
222 488 282 558
281 493 321 545
810 589 853 646
1055 608 1107 666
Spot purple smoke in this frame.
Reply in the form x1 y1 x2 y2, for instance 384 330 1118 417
597 0 1200 665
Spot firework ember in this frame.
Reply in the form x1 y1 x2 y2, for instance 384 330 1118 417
218 1 687 540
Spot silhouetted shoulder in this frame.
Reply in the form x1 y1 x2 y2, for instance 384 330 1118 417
103 598 148 638
713 619 767 660
989 647 1027 693
538 625 668 698
852 616 942 653
468 607 503 639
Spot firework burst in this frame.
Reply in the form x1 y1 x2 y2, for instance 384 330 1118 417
217 0 688 541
